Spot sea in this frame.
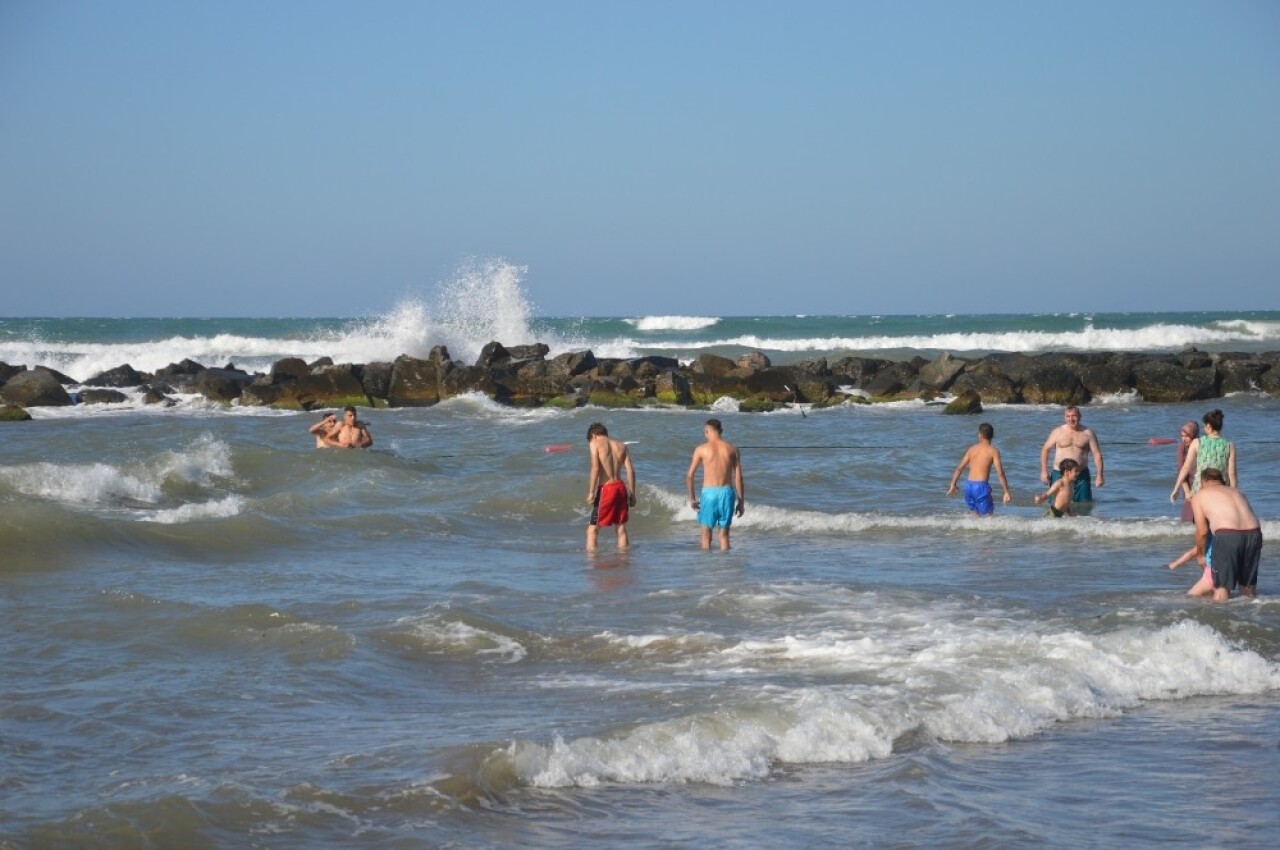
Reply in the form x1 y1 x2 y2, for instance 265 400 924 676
4 266 1280 849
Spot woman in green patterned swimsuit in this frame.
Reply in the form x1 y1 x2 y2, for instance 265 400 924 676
1169 408 1237 498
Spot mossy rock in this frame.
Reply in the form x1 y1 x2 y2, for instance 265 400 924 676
543 394 582 410
738 397 778 413
0 404 32 421
586 391 639 409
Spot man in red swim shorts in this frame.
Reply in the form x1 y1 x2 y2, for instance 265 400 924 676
586 422 637 550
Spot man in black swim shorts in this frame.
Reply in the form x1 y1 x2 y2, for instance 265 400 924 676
1191 468 1263 601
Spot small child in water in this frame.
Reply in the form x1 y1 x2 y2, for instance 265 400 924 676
1034 458 1079 517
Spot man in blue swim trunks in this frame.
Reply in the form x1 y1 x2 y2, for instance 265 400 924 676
946 422 1012 516
685 418 746 550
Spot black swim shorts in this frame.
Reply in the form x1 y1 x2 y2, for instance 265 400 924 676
1210 528 1263 591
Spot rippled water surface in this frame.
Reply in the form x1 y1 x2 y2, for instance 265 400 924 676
4 389 1280 848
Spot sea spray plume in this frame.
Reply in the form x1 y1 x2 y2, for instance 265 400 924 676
324 258 548 365
432 258 541 363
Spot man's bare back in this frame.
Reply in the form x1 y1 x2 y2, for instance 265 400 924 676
585 423 636 550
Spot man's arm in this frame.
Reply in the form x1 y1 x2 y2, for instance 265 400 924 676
1193 498 1210 564
356 424 373 448
686 449 702 507
587 445 601 503
623 448 637 507
993 449 1012 503
733 449 745 517
1039 431 1055 483
1088 429 1104 486
947 448 971 495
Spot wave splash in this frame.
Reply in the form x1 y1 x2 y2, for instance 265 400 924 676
499 619 1277 788
0 434 242 523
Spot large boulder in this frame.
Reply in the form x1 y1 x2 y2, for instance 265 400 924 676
242 364 370 410
0 404 32 421
943 390 983 415
735 351 771 375
475 341 511 368
919 352 967 392
78 388 129 405
829 356 892 389
1215 355 1270 395
386 355 442 407
862 361 919 398
630 356 681 380
360 361 393 402
654 370 693 405
270 358 311 381
506 343 550 361
0 367 73 406
153 359 208 392
194 368 252 403
1080 355 1136 397
0 362 25 385
689 353 737 378
1020 362 1088 406
509 359 573 402
1132 360 1220 402
549 350 597 378
951 365 1019 404
83 364 147 388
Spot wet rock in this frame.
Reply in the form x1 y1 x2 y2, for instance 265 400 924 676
154 359 208 392
1080 355 1136 397
360 361 393 402
862 361 919 398
140 386 176 406
78 388 129 405
386 355 442 407
735 351 771 374
689 353 737 378
0 367 73 406
195 368 253 403
943 390 983 415
919 352 967 391
951 365 1019 405
83 364 148 388
270 358 311 381
308 356 334 369
506 343 550 361
829 356 892 388
654 370 693 405
475 341 511 368
550 350 597 378
0 362 24 384
0 403 32 421
1132 359 1220 402
1020 362 1088 406
1215 355 1270 395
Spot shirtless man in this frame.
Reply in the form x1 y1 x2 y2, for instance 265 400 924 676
685 418 745 550
1039 405 1103 502
309 412 339 448
320 406 373 449
946 422 1012 516
1192 467 1263 602
585 422 636 550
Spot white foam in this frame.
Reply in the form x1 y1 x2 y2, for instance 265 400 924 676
0 435 236 511
143 495 245 524
644 487 1280 542
396 616 527 663
623 321 1280 355
504 619 1279 787
625 316 722 332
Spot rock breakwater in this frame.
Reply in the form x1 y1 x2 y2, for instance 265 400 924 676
2 345 1279 415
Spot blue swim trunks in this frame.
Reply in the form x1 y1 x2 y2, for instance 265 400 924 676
698 486 737 529
963 480 994 516
1050 468 1093 502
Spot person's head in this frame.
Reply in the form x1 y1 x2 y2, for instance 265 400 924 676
343 405 357 423
1059 458 1080 479
977 422 994 441
1063 406 1081 427
1180 420 1199 442
586 422 608 442
704 418 723 439
1200 467 1226 486
1203 409 1224 434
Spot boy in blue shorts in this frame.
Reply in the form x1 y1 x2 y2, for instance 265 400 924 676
685 418 746 550
946 422 1012 516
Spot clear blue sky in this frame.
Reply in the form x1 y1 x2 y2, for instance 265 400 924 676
2 0 1277 317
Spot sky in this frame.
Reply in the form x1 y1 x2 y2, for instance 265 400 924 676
1 0 1278 318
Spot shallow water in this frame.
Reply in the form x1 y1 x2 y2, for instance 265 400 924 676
3 388 1279 848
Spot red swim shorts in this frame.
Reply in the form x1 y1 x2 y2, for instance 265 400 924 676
591 480 629 527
